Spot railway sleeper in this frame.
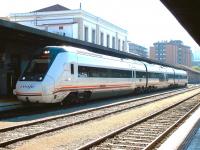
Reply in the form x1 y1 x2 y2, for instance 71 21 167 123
129 129 163 134
129 127 164 131
115 137 151 143
112 140 149 146
100 143 145 149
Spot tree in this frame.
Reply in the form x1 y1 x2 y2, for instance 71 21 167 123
192 66 200 71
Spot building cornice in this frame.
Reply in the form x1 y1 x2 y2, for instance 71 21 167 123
10 9 128 34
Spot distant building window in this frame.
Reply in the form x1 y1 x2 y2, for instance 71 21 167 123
106 34 110 48
84 26 89 42
118 39 121 50
59 26 63 30
92 29 96 44
112 37 115 49
100 32 104 46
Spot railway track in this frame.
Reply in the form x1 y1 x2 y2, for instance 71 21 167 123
0 86 199 148
78 91 200 150
0 85 198 120
0 87 195 120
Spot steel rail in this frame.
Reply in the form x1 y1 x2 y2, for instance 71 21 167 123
77 91 200 150
144 102 200 150
0 86 196 120
0 87 198 147
0 87 195 132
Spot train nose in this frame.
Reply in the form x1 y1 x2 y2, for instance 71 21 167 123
16 81 43 96
42 75 55 95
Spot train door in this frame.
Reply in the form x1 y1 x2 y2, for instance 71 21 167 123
68 53 77 82
70 63 75 79
173 69 176 85
144 64 148 88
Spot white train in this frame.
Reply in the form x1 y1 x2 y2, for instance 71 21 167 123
14 46 188 103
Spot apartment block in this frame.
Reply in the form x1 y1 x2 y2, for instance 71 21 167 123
150 40 192 67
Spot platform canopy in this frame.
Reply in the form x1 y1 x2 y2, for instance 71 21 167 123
0 19 186 70
161 0 200 46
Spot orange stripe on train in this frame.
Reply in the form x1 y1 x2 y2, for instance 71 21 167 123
16 92 42 96
53 84 132 93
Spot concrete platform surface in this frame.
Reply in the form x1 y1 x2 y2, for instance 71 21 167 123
186 127 200 150
158 106 200 150
0 97 20 107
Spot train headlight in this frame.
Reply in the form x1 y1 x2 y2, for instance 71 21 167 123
44 50 50 54
39 77 43 80
22 77 26 80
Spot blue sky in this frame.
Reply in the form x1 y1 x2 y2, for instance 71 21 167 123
0 0 199 56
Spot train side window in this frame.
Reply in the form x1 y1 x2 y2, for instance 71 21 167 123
71 64 74 74
78 65 132 78
136 71 146 78
132 71 135 78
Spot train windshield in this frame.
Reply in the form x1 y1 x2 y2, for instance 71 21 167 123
20 47 64 81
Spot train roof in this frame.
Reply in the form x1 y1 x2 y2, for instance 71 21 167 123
174 69 187 75
163 67 174 74
46 46 187 74
48 45 145 65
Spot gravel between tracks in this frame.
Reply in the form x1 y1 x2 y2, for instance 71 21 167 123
3 88 199 150
0 88 195 145
0 87 192 129
0 88 193 141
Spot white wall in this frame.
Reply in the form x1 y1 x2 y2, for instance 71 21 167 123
10 9 128 51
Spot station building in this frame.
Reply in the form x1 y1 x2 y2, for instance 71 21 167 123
9 4 128 52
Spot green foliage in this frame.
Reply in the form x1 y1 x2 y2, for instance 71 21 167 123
192 66 200 71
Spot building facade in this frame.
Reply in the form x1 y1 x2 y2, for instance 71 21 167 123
128 42 148 58
150 40 192 67
9 4 128 51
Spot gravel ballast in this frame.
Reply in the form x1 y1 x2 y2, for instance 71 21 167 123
8 89 200 150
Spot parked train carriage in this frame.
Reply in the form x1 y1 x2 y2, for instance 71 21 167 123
131 60 147 91
174 69 188 86
73 49 135 99
15 46 135 103
144 63 166 89
14 46 188 104
164 67 175 87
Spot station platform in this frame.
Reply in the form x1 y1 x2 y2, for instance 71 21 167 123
158 105 200 150
0 97 20 107
186 127 200 149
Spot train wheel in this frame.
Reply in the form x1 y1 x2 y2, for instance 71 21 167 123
134 88 141 95
140 87 145 94
77 91 91 103
62 91 92 105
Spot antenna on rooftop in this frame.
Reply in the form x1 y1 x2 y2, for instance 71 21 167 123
80 2 82 10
